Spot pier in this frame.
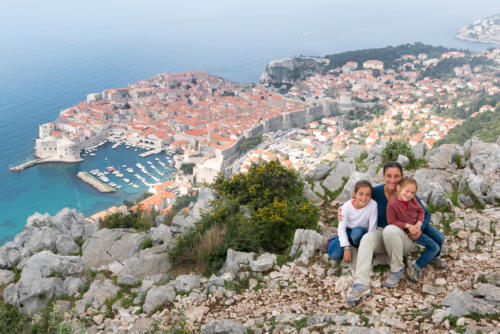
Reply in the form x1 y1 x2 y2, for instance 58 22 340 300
77 172 116 193
139 149 162 158
10 158 48 172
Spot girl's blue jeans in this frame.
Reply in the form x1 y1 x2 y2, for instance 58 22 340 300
328 227 367 260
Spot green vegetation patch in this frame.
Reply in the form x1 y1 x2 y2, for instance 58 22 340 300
435 109 500 146
180 163 195 175
169 161 319 275
326 43 454 71
380 139 426 170
0 301 77 334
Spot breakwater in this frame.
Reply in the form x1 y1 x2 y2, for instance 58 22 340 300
77 171 116 193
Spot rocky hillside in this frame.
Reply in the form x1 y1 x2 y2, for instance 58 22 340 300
1 137 499 333
259 57 328 89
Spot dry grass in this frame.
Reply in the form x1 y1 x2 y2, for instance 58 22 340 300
171 224 226 274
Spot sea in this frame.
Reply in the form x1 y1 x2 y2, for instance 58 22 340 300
0 0 499 245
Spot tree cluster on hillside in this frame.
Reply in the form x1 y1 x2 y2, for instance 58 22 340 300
435 109 500 146
169 161 319 275
325 42 455 71
418 56 494 81
433 92 500 119
238 135 262 154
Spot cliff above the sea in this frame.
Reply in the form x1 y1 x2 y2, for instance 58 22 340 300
1 135 499 333
456 14 500 44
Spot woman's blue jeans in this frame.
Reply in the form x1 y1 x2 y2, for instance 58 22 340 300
415 224 445 268
328 227 368 260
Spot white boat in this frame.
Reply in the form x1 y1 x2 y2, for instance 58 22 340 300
123 178 130 183
122 164 127 168
126 168 133 173
132 184 139 188
90 153 96 156
116 185 122 189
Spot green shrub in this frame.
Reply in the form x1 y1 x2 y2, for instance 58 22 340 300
139 238 153 250
0 301 76 334
453 154 464 169
100 210 156 231
381 139 426 170
170 161 319 275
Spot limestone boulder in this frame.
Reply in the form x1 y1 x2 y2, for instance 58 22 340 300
0 243 25 268
75 279 119 313
142 285 176 314
249 253 276 272
306 163 332 181
413 170 452 210
289 229 325 266
426 144 463 170
3 251 87 314
411 142 426 159
366 143 384 166
331 161 355 180
168 274 201 293
150 224 174 248
322 172 345 195
442 289 498 317
342 172 371 202
303 183 323 205
0 269 15 285
343 145 366 162
171 187 216 235
202 320 246 334
117 246 171 285
81 229 147 270
217 249 255 275
396 154 409 168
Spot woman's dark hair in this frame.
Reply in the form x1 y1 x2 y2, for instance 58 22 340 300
382 161 403 175
353 180 373 196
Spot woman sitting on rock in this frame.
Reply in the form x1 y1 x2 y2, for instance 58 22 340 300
340 161 446 303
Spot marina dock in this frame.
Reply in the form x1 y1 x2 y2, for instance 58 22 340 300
139 149 162 157
77 171 116 193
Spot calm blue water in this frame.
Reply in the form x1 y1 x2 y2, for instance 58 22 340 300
0 0 499 244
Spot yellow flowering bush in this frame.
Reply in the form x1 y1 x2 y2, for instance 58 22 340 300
170 161 319 274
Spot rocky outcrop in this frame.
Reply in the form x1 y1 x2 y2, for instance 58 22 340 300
0 208 96 269
459 137 500 206
81 228 148 271
218 249 255 275
142 285 176 314
3 251 87 314
117 246 171 285
202 320 246 334
75 278 119 314
260 57 328 87
171 188 216 235
289 229 325 265
425 143 464 170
